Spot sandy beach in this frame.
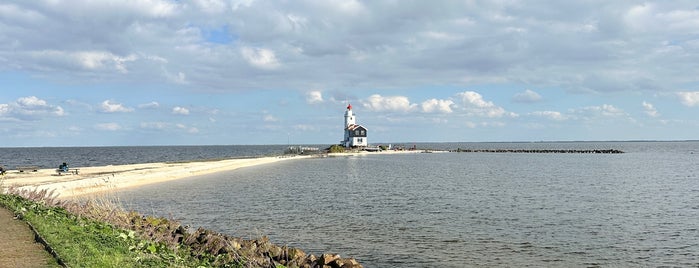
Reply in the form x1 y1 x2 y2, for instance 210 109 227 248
1 150 427 198
1 155 315 198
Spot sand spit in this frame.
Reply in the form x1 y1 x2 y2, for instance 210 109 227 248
1 149 429 198
2 155 314 198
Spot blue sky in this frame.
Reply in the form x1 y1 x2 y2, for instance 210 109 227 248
1 1 699 147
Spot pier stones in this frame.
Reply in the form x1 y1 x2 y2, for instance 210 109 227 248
450 148 624 154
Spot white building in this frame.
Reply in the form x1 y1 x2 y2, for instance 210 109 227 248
342 104 368 148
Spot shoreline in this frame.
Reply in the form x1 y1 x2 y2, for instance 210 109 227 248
1 150 425 198
2 155 313 198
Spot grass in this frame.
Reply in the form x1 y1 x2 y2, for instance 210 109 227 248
0 193 212 267
0 185 361 268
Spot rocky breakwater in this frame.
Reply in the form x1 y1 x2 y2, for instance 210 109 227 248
451 148 624 154
130 215 363 268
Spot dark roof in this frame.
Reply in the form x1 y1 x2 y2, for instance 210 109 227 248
346 124 367 131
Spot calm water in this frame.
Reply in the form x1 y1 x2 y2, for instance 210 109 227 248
0 145 297 169
112 142 699 267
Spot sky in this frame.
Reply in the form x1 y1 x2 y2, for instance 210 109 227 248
1 0 699 147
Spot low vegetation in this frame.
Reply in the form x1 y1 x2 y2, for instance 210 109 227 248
0 190 213 267
328 145 346 153
0 187 363 268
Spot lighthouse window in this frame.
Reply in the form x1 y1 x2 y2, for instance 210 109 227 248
361 130 365 135
355 130 360 135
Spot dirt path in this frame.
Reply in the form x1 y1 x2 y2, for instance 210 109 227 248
0 207 58 267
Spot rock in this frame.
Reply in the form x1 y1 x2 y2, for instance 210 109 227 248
307 254 317 263
288 247 307 260
320 253 340 265
268 244 282 258
340 258 363 268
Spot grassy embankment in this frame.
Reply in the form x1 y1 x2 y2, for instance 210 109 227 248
0 186 361 268
0 189 231 267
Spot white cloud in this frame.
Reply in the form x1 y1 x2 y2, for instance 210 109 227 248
77 51 137 73
642 101 659 117
481 121 506 128
362 94 417 112
512 89 542 103
141 122 198 133
95 122 122 131
195 0 227 13
263 114 278 122
421 99 454 113
293 124 316 131
530 111 567 121
678 91 699 107
175 123 199 133
571 104 627 120
168 72 187 84
589 104 625 116
0 96 65 121
241 47 280 70
456 91 515 118
306 90 324 104
100 100 133 113
29 50 139 73
139 101 160 109
172 106 190 115
140 122 168 130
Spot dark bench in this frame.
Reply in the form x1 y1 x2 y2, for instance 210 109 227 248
17 166 40 172
56 169 80 175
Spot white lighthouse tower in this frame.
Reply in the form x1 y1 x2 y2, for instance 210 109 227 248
342 104 368 148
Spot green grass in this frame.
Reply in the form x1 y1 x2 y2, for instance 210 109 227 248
0 187 331 267
0 194 212 267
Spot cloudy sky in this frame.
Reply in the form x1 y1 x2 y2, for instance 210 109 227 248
1 0 699 146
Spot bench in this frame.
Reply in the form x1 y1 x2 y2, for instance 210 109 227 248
17 166 40 172
56 169 80 175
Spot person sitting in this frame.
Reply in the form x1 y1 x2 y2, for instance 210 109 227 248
58 162 68 172
0 166 5 176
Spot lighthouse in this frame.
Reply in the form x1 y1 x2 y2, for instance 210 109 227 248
342 104 368 148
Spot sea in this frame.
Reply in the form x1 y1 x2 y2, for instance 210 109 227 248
2 142 699 267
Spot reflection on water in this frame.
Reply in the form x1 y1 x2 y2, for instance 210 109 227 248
116 142 699 267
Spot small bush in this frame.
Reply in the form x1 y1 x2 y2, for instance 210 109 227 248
328 144 346 153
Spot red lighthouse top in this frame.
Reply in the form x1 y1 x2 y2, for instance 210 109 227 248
347 104 352 110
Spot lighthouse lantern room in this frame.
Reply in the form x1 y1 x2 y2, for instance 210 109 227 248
342 104 368 148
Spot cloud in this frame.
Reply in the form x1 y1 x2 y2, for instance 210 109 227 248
172 106 190 115
141 122 198 133
512 89 542 103
0 96 65 121
77 51 137 73
456 91 516 118
293 124 317 131
678 92 699 107
421 99 454 113
140 122 168 130
138 101 160 109
100 100 133 113
241 47 280 70
585 104 625 116
642 101 659 117
4 1 699 95
176 124 199 134
95 123 122 131
570 104 627 120
263 114 278 122
361 94 417 112
530 111 567 121
305 90 324 104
